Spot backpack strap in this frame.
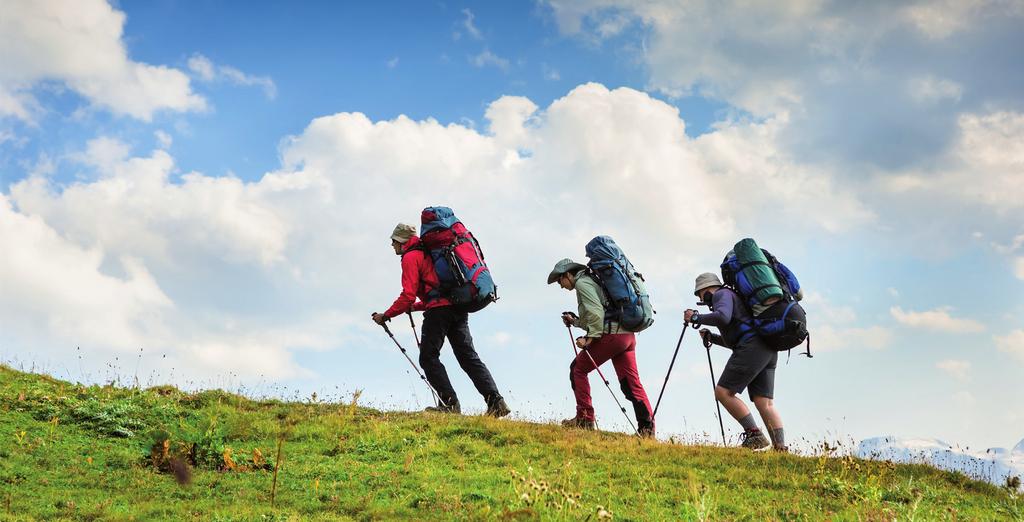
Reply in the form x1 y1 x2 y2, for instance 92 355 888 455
582 268 617 334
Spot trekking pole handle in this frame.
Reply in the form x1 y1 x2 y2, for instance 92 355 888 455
702 332 713 349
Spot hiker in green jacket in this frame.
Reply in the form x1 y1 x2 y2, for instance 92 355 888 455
548 258 655 437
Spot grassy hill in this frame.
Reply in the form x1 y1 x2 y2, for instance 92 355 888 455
0 365 1019 521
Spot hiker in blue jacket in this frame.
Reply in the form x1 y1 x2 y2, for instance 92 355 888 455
684 273 786 451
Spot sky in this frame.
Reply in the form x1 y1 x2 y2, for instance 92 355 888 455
1 0 1022 452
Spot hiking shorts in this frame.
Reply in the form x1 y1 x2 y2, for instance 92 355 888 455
717 336 778 400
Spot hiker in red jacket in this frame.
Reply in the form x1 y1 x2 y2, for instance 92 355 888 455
372 223 510 417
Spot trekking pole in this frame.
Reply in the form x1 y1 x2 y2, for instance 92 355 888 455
701 330 727 445
651 323 687 420
380 322 447 408
565 325 639 436
407 311 421 347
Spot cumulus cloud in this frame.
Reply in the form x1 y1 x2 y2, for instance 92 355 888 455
543 0 1024 210
0 0 206 121
1 83 869 383
885 111 1024 213
994 330 1024 364
890 306 986 333
0 193 172 350
187 54 277 100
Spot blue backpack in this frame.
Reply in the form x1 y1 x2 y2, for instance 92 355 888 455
721 238 810 356
584 236 654 333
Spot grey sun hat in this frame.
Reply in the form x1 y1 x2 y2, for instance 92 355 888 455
390 223 416 244
547 258 587 284
694 272 724 296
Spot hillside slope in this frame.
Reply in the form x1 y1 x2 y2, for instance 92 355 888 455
0 365 1019 521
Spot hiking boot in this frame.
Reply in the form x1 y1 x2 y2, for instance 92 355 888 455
638 422 656 439
561 416 596 430
485 395 511 418
773 444 790 453
424 400 461 414
740 429 770 450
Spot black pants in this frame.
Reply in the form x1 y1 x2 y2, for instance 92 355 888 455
419 306 500 405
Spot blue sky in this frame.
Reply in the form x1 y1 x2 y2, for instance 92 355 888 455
1 0 1022 452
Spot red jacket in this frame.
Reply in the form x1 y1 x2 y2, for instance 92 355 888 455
384 235 451 318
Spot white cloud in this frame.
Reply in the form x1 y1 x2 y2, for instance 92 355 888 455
546 0 1021 116
909 75 963 104
470 49 510 71
890 306 986 333
886 111 1024 213
461 8 483 40
1 83 871 382
0 0 206 121
812 325 894 353
187 54 277 100
901 0 999 39
1016 257 1024 280
0 193 172 350
484 96 538 150
154 130 173 149
186 54 216 82
994 330 1024 364
935 359 971 381
542 0 1024 252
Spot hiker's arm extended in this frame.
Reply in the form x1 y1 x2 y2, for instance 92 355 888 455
384 254 420 318
575 280 606 339
692 291 734 328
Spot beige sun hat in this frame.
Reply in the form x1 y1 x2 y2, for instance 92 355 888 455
694 272 724 296
547 258 587 284
390 223 416 244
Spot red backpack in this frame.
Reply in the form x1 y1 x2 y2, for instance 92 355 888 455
419 206 497 313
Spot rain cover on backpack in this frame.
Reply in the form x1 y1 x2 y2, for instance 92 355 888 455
419 206 496 313
584 236 654 333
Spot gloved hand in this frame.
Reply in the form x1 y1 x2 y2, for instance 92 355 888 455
699 328 713 347
684 309 699 324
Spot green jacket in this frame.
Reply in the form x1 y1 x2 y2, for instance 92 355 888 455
571 270 622 338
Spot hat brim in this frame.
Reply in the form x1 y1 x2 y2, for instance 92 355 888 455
548 263 586 284
694 282 722 296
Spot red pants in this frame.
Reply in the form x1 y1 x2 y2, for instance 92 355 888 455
570 333 654 430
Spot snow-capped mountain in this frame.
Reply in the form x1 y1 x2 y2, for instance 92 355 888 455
857 436 1023 491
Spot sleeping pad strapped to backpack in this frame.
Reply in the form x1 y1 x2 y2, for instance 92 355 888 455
721 238 809 353
419 206 496 313
585 236 654 333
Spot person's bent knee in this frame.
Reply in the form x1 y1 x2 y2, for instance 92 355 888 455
752 395 773 408
714 385 736 400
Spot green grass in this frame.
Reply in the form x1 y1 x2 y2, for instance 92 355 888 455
0 365 1019 521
